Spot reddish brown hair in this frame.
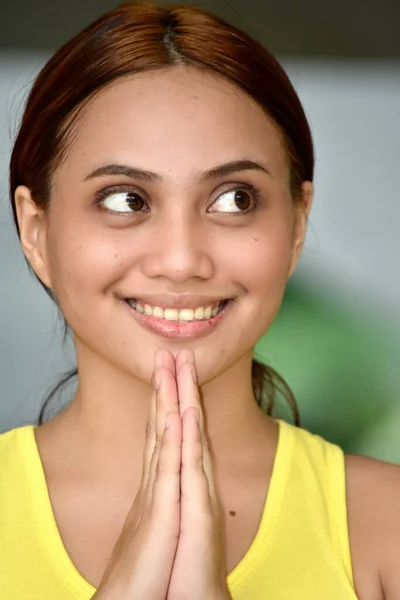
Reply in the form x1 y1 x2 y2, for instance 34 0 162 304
9 1 314 425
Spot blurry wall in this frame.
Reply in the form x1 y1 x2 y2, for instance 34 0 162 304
0 50 399 458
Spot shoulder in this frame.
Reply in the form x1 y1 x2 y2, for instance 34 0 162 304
346 453 400 600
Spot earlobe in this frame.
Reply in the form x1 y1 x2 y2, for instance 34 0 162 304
14 185 53 289
287 181 314 279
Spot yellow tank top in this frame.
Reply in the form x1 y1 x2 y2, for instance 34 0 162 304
0 419 358 599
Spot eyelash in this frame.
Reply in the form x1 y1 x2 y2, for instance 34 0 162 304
93 182 263 216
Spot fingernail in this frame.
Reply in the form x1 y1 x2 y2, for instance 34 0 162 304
191 365 198 383
187 349 195 364
193 408 200 424
154 370 161 389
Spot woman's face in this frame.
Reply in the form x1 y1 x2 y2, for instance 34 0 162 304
19 66 312 385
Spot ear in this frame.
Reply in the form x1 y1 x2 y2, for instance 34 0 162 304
14 185 53 289
288 181 314 279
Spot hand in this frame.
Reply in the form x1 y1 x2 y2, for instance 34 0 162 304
166 348 231 600
92 349 182 600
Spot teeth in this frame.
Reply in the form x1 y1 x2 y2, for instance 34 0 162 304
178 309 194 321
194 307 205 320
135 303 144 314
152 306 164 318
164 309 179 321
128 299 227 322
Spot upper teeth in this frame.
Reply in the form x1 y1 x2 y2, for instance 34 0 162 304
127 300 223 321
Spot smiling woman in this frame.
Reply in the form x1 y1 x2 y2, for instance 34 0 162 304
2 2 399 600
10 1 313 425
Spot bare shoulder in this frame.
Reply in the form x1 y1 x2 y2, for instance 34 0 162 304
346 453 400 600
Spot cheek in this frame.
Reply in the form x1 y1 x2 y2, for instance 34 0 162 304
223 222 293 341
226 225 293 293
46 219 128 306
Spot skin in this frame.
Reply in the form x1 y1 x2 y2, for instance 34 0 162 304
14 65 400 599
92 346 230 600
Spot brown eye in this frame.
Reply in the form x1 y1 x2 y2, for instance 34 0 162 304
125 193 145 211
209 187 257 214
100 190 147 213
233 190 252 211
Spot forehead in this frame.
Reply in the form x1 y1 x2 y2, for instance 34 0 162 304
57 66 288 184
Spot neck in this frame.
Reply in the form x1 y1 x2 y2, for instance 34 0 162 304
40 341 276 488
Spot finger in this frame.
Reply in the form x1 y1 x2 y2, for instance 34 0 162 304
153 346 175 376
153 349 179 447
141 350 177 490
155 363 179 441
176 355 219 510
200 425 219 514
176 351 203 427
147 364 179 496
176 352 219 514
140 348 164 489
152 410 182 516
141 386 156 489
180 407 211 518
175 347 194 375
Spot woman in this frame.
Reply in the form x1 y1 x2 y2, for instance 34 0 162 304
1 2 399 599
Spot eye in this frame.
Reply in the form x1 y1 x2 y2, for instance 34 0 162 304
96 188 148 213
208 184 261 214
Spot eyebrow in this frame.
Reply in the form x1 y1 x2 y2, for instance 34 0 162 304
83 159 272 183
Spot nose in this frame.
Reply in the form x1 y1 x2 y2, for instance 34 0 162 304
141 209 214 283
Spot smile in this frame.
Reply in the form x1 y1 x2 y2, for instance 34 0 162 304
124 298 234 339
126 298 229 322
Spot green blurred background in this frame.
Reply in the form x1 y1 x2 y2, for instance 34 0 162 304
255 282 400 461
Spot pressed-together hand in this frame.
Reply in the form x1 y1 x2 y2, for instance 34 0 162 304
92 348 231 600
167 348 231 600
92 348 181 599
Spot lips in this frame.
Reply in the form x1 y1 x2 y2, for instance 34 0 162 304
124 298 234 339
